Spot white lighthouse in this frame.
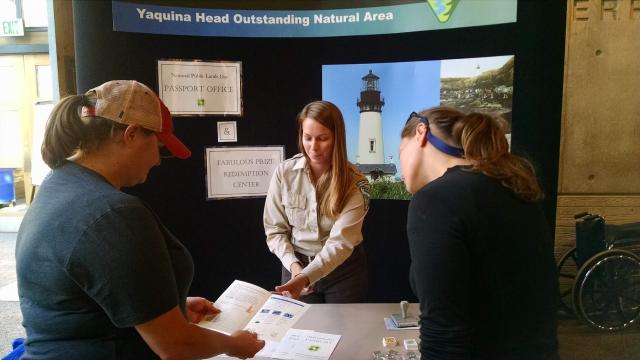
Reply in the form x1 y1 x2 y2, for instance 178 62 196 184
357 70 385 164
356 70 396 180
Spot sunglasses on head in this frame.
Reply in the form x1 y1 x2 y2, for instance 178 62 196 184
406 111 429 126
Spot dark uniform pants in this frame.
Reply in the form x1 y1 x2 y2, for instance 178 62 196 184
281 244 368 303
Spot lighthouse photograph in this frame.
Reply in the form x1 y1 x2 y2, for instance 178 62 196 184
322 55 514 200
323 61 440 199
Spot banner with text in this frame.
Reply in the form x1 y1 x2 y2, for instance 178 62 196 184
206 146 284 199
113 1 517 38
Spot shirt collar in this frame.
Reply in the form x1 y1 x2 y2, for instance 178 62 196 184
293 154 308 171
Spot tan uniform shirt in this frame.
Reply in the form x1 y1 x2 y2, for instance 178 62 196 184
263 154 369 285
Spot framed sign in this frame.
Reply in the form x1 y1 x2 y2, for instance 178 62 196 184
217 121 237 143
157 59 242 116
206 146 284 199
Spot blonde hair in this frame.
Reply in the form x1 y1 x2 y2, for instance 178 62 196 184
298 101 365 219
42 95 123 168
402 106 543 202
42 93 152 169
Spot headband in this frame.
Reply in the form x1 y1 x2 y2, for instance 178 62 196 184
427 131 465 158
408 111 465 158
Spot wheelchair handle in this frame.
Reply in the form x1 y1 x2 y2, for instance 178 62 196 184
574 212 590 219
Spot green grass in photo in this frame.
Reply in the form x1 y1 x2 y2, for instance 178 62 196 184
369 178 411 200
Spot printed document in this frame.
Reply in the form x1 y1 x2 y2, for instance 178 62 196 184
198 280 310 342
272 329 341 360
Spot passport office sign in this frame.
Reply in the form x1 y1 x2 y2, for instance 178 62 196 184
112 1 517 38
157 59 242 116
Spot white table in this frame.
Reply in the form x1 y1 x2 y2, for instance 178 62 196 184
213 303 420 359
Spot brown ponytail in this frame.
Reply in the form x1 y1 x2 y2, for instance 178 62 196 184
42 94 124 169
409 106 543 202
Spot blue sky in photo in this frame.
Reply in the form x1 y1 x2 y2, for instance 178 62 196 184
322 61 441 179
440 55 513 77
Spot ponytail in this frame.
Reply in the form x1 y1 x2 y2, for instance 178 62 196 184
419 106 543 202
454 112 543 202
42 94 121 168
42 95 86 168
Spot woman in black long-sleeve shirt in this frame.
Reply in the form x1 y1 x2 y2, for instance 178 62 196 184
398 107 558 359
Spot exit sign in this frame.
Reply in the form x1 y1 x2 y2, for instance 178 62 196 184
1 19 25 37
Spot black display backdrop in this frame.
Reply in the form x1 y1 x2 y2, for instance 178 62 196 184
73 0 566 302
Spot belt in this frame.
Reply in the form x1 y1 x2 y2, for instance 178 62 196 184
294 251 315 264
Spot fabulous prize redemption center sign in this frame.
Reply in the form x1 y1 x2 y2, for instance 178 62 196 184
206 146 284 199
158 60 241 116
112 1 517 38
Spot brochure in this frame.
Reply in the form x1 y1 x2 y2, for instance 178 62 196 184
271 329 341 360
198 280 310 342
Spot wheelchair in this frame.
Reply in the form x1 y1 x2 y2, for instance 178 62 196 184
557 212 640 331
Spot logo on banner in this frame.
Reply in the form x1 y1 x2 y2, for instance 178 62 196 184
426 0 460 23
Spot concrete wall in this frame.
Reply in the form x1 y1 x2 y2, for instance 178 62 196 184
556 0 640 256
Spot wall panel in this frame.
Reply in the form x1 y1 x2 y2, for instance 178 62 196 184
73 0 566 301
560 0 640 193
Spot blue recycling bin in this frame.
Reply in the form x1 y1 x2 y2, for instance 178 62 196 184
0 168 16 206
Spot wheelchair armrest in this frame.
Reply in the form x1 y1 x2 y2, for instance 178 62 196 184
606 223 640 241
610 237 640 254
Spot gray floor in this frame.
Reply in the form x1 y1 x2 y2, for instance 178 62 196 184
1 231 639 358
0 233 25 357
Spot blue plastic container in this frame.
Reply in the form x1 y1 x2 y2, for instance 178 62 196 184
0 168 15 205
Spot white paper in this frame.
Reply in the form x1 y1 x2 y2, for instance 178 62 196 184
157 60 242 116
272 329 341 360
205 146 284 199
253 340 280 358
244 295 309 342
217 121 237 142
198 280 309 342
199 280 271 335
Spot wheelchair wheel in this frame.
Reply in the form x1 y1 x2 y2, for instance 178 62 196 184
573 249 640 331
557 247 578 313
